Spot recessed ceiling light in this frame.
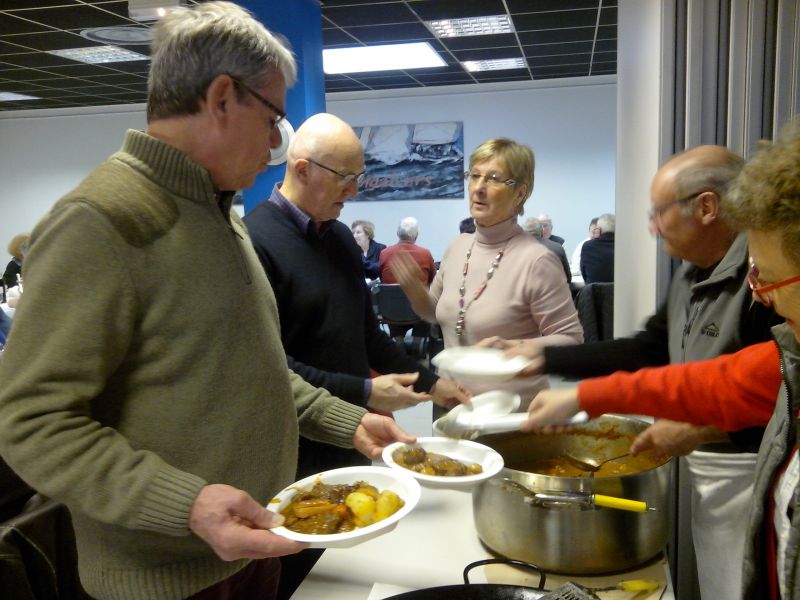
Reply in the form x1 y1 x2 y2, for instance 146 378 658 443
46 46 149 65
80 26 153 46
0 92 41 102
323 42 445 74
426 15 514 38
462 58 527 72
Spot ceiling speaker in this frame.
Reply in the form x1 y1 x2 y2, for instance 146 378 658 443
268 118 294 166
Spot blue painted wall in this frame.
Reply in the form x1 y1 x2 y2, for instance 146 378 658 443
237 0 326 212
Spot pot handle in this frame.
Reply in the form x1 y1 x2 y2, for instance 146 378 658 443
463 558 546 590
496 478 652 512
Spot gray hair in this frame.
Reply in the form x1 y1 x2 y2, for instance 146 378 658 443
672 147 745 217
397 217 419 241
522 217 543 238
147 1 297 121
596 213 615 233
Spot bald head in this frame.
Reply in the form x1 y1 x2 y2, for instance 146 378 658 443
288 112 362 167
649 145 743 267
281 113 365 223
656 145 744 204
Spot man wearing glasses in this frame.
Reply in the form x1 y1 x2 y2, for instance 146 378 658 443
243 113 469 478
244 112 470 597
491 144 780 600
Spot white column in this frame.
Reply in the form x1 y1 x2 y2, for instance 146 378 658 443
614 0 665 335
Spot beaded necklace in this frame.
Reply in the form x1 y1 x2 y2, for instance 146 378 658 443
455 239 509 339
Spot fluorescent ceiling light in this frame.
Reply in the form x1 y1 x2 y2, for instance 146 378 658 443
323 42 445 74
128 0 185 22
0 92 41 102
462 58 526 72
46 46 149 65
427 15 514 38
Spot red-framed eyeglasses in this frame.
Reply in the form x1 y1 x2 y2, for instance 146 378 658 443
748 257 800 306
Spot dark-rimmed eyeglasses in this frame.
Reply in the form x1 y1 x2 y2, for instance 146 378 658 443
648 192 704 221
464 171 516 188
747 258 800 307
229 75 286 127
306 158 365 186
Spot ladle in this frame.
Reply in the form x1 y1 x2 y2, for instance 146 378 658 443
566 452 631 473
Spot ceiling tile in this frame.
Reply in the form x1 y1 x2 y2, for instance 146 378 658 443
523 41 593 57
409 0 508 21
342 22 432 44
440 33 518 52
322 4 418 27
518 27 596 45
507 0 601 11
512 9 598 32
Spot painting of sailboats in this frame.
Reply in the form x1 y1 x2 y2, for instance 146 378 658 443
352 121 464 201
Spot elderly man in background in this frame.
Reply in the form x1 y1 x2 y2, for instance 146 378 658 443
0 4 415 599
486 144 781 600
379 217 436 286
580 213 615 284
523 217 571 283
537 213 565 245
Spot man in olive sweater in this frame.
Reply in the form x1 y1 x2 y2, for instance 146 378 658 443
0 4 413 600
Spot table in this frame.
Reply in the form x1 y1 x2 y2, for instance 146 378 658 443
292 486 674 599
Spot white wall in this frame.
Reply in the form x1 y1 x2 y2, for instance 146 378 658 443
0 105 147 261
0 79 616 267
329 78 617 261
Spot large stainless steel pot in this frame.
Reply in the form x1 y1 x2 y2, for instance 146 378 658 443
473 415 673 575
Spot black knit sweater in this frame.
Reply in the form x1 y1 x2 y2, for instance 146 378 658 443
244 199 438 477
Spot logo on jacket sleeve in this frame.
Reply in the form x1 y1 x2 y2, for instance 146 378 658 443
701 322 720 338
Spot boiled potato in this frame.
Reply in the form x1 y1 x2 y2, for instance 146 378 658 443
345 491 376 527
375 490 404 520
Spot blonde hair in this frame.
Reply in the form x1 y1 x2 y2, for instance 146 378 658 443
7 233 30 259
469 138 535 214
725 120 800 267
351 219 375 240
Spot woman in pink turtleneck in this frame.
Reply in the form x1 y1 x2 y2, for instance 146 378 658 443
392 138 583 403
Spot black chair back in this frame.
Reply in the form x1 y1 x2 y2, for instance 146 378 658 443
575 282 614 343
372 284 421 325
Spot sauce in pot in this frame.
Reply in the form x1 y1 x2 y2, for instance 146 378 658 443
516 453 663 477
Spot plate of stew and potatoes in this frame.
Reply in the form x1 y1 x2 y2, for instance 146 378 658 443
267 466 421 548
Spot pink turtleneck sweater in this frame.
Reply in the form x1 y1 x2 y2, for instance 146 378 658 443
428 217 583 401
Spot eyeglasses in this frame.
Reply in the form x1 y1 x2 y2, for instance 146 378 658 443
747 258 800 307
647 192 704 221
229 75 286 127
306 158 366 186
464 171 516 188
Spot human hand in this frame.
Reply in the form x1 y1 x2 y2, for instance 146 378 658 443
353 412 416 459
520 387 581 433
368 373 431 412
389 252 424 289
631 420 726 456
477 337 545 377
430 377 472 409
188 484 308 561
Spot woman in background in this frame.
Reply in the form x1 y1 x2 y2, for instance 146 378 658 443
392 138 582 404
352 219 385 279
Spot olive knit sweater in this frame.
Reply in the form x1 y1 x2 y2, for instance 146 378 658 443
0 130 367 600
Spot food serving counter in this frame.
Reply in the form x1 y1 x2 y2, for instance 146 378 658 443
291 485 674 599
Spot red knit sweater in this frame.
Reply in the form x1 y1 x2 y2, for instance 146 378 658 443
578 341 781 431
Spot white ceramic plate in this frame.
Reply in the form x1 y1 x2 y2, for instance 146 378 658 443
432 347 530 382
267 466 421 549
382 437 504 489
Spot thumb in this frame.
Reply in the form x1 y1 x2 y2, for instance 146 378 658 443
238 495 286 530
392 372 420 385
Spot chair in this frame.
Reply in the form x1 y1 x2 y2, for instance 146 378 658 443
575 282 614 343
371 284 430 360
